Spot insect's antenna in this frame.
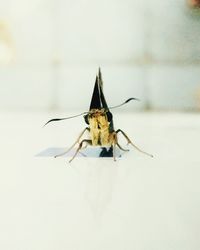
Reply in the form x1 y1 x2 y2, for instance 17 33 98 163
108 98 140 110
43 112 89 127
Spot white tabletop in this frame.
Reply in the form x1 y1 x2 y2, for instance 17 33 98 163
0 111 200 250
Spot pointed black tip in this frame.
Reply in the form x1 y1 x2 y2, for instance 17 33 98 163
89 74 101 110
98 67 103 89
43 118 62 127
44 117 77 127
98 67 102 79
125 98 140 103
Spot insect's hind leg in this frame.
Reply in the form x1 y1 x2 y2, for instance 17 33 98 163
116 129 153 158
110 132 129 161
109 132 127 161
69 139 92 163
54 127 89 158
116 143 129 152
111 132 119 161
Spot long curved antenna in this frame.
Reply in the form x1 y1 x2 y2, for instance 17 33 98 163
44 98 140 126
108 97 140 110
43 112 88 127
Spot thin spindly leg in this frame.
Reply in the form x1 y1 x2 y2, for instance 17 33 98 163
69 139 92 163
78 142 90 157
117 143 129 152
116 129 153 158
112 144 117 161
112 132 118 161
55 127 89 158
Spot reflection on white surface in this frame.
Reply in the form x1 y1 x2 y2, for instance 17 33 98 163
37 146 122 158
0 112 200 250
83 160 119 224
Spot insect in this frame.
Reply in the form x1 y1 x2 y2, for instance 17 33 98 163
44 68 153 162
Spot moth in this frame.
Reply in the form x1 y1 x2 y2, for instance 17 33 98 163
44 68 153 162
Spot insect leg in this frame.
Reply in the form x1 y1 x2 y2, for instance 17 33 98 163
54 127 89 158
116 143 129 152
111 132 118 161
112 144 117 161
116 129 153 158
69 139 92 163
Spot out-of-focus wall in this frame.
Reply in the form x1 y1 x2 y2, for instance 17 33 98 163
0 0 200 111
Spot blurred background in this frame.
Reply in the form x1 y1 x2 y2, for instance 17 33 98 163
1 1 200 250
0 0 200 112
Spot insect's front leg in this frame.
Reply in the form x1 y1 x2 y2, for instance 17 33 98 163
55 127 89 158
69 139 92 163
116 129 153 158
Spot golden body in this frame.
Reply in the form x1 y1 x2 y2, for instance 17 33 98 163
54 109 153 162
45 69 153 162
88 109 114 146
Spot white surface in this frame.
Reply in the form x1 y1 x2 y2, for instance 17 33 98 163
0 111 200 250
37 147 122 158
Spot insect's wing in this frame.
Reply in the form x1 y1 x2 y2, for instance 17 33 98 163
89 69 114 131
98 67 103 89
89 69 108 110
98 69 115 131
89 76 102 110
98 69 109 109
